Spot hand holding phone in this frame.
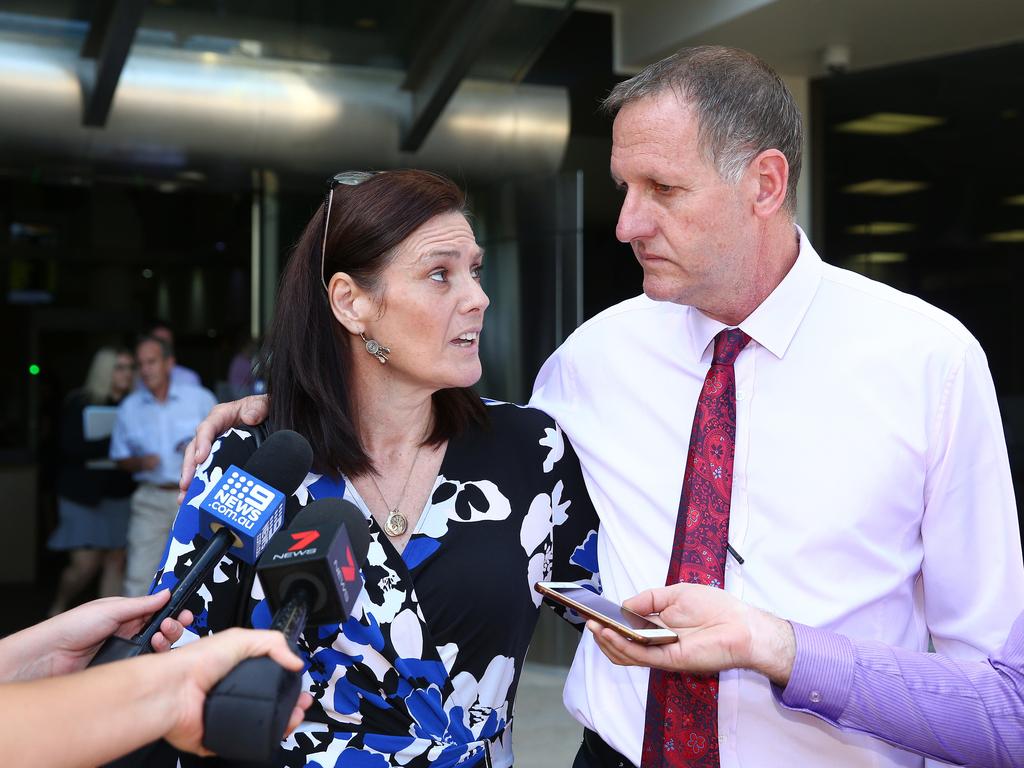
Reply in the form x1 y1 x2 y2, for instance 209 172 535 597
535 582 678 645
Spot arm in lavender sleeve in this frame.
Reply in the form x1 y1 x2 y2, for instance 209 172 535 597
780 611 1024 768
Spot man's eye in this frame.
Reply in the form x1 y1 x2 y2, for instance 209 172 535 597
429 269 447 282
653 183 673 193
471 265 483 279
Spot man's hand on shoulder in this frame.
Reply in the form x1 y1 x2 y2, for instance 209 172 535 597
177 395 269 503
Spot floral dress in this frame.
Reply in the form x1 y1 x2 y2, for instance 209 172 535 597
149 401 599 768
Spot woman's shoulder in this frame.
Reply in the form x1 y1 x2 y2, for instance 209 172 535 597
479 398 557 433
203 426 265 470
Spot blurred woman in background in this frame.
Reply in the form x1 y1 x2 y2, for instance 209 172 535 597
47 347 136 615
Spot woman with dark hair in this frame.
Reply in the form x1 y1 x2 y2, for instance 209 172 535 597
155 170 598 767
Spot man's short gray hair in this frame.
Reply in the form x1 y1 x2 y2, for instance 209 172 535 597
603 46 803 213
137 334 174 359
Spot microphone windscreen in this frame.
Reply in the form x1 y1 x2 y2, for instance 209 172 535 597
244 430 313 494
292 498 371 565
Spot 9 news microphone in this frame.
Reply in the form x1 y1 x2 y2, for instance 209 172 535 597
89 429 313 666
202 498 372 762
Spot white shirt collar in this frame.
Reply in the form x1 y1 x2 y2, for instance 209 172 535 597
687 224 822 362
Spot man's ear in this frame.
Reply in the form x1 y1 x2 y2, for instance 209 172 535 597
750 149 789 219
327 272 371 335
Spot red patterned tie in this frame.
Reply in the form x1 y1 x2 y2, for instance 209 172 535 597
641 328 750 768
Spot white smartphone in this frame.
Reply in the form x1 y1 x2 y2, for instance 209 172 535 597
535 581 678 645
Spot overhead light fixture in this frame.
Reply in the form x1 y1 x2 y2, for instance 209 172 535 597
846 222 916 235
1003 194 1024 206
835 112 945 135
986 230 1024 243
842 179 928 196
849 252 908 265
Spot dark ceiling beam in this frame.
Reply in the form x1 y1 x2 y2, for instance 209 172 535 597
400 0 514 152
80 0 147 127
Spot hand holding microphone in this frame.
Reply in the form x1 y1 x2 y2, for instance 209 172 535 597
201 497 372 762
0 591 191 683
0 624 309 768
90 429 313 667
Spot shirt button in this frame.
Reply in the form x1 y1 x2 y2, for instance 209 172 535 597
736 390 746 401
809 691 822 703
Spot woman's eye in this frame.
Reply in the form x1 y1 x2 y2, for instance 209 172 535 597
471 265 483 279
429 269 447 282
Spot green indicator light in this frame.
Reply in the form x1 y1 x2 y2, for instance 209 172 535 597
28 364 40 376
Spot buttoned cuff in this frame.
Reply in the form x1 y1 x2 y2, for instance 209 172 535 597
776 621 855 722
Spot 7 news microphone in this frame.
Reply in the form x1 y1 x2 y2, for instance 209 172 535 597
201 497 372 763
89 429 314 666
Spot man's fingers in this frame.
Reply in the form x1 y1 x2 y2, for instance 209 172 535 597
588 622 672 669
621 589 659 616
179 396 270 502
179 438 198 500
239 395 269 425
588 623 637 666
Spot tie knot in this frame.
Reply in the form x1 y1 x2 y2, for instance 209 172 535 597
713 328 750 365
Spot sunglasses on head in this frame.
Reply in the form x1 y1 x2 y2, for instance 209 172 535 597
320 171 379 291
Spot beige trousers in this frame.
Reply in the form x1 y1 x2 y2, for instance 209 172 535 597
123 484 179 597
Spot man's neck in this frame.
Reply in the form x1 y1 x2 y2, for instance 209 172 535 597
700 220 800 326
147 381 170 403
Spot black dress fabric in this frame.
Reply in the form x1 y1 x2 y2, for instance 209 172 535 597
153 402 600 768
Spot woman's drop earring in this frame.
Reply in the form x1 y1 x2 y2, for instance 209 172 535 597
360 332 390 364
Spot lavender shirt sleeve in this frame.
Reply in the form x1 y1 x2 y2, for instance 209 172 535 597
776 613 1024 768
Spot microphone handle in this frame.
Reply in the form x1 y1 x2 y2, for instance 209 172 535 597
271 583 314 649
89 527 233 667
201 585 312 762
132 527 234 649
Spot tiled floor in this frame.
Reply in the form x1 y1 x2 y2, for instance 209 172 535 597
511 662 582 767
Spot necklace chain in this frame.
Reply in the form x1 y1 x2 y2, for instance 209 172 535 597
366 445 423 537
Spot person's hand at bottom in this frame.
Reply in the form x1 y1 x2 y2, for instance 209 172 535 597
161 628 310 755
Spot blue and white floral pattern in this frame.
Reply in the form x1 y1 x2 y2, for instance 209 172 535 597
151 403 598 768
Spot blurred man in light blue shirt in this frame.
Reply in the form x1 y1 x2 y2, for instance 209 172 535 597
111 336 216 595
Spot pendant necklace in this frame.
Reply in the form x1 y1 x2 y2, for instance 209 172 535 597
367 445 422 537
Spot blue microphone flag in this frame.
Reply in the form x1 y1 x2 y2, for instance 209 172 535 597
198 464 286 564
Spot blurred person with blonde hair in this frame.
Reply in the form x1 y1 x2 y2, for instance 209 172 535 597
48 347 136 615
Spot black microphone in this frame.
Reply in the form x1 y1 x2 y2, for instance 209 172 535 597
89 430 313 666
201 498 371 762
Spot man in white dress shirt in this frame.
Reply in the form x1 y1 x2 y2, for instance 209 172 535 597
176 45 1024 768
530 46 1024 767
112 336 216 596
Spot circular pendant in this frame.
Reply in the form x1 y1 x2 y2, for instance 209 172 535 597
365 339 382 356
384 508 408 537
